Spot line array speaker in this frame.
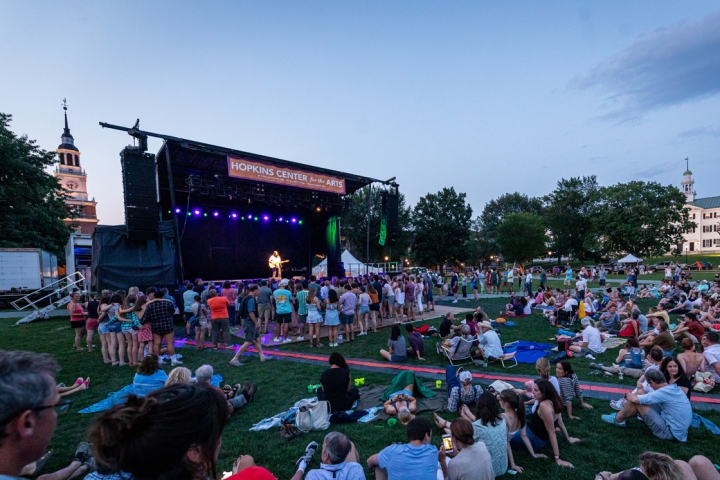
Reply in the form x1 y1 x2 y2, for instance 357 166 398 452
121 148 158 240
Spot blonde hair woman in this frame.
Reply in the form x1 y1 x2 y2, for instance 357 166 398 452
165 366 192 386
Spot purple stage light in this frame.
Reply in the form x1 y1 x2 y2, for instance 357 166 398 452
247 214 253 219
278 217 283 222
175 208 181 214
291 217 297 223
231 213 238 218
194 209 200 215
263 215 269 221
213 211 219 217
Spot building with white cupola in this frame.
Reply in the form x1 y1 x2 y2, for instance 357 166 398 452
679 161 720 254
54 101 98 281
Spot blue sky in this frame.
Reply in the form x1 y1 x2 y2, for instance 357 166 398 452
1 1 719 225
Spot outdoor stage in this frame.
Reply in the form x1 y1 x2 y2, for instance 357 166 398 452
93 124 397 290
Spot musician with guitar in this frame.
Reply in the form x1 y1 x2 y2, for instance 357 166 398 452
268 251 288 279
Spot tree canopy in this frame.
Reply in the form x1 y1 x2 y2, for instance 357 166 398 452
478 192 544 255
410 187 472 268
341 187 412 262
594 181 695 258
496 212 548 264
0 113 74 260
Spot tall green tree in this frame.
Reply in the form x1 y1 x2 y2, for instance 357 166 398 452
0 113 74 260
411 187 472 269
544 176 600 263
463 217 494 265
478 192 544 255
594 181 695 258
496 212 548 264
341 187 412 262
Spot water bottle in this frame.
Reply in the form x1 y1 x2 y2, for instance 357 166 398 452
618 371 624 380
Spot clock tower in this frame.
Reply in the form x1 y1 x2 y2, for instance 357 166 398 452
54 101 99 235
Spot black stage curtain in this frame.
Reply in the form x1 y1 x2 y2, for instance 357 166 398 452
91 222 176 292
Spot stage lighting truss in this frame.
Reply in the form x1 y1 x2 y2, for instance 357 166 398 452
185 175 352 213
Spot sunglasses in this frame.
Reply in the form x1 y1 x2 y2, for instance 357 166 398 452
32 400 72 415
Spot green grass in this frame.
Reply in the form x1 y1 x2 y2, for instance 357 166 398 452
3 299 720 480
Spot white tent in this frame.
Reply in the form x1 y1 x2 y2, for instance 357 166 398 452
312 250 380 277
617 254 642 264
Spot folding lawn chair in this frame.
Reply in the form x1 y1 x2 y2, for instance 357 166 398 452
499 341 519 368
557 305 578 327
437 335 476 366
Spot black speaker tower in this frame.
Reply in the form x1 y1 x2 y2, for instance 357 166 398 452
382 191 399 245
121 148 158 240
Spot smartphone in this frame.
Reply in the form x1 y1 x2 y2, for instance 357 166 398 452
442 434 454 454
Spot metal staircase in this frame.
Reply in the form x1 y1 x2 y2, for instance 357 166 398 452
12 273 86 325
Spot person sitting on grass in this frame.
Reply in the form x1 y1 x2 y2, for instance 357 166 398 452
405 324 426 360
290 432 364 480
498 389 547 473
672 312 704 344
473 321 503 367
598 304 621 333
133 354 168 396
595 451 720 480
380 325 408 363
556 361 593 419
601 369 692 442
458 392 508 477
569 317 605 359
165 366 192 386
438 312 455 338
438 418 494 480
639 321 675 357
702 330 720 384
591 336 645 375
318 352 360 413
660 357 691 400
442 367 483 412
677 337 706 380
617 311 641 338
367 416 438 480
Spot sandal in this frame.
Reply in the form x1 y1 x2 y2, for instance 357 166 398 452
222 385 233 399
231 384 241 399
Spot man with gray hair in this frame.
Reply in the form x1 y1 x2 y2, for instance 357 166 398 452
290 432 363 480
196 364 257 414
569 317 606 359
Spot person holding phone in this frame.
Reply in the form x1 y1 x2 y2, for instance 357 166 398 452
438 418 494 480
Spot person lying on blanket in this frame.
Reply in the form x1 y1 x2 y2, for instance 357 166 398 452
383 384 417 425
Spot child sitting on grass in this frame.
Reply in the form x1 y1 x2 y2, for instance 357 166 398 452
556 361 593 419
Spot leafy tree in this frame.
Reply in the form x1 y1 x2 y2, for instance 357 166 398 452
594 181 695 258
0 113 74 261
478 192 544 254
341 187 412 262
544 176 600 263
495 212 548 264
463 217 494 265
410 187 472 269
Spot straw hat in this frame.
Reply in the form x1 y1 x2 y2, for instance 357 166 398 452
479 320 495 330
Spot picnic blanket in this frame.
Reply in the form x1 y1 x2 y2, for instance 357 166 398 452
380 371 436 401
515 341 553 364
358 383 448 422
78 374 223 414
602 337 625 349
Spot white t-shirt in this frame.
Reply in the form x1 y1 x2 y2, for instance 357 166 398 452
582 326 606 353
576 279 587 292
478 330 504 358
704 344 720 383
563 298 578 312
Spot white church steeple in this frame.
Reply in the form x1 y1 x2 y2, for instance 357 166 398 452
681 157 696 203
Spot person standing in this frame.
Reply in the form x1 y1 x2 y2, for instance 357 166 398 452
257 280 273 335
67 292 86 351
461 274 468 298
221 281 237 328
182 281 196 336
84 292 100 354
269 250 282 279
339 284 357 343
144 290 182 366
273 279 294 343
230 285 266 366
295 281 309 341
450 270 459 303
207 289 231 350
404 277 416 321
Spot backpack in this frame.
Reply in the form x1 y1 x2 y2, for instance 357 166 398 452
295 400 331 432
238 296 252 320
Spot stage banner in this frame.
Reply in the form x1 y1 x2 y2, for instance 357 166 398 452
227 156 346 194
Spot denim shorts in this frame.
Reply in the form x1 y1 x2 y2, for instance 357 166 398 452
340 313 354 325
359 306 369 315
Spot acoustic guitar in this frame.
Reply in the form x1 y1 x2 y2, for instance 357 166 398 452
269 259 290 269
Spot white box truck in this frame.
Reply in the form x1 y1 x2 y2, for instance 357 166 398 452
0 248 59 292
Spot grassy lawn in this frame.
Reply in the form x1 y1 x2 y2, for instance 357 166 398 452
3 296 720 479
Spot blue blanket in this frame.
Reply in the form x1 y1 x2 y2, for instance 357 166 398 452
515 341 553 364
78 374 223 414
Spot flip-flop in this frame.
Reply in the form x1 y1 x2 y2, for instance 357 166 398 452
83 377 90 389
31 450 53 476
75 378 83 386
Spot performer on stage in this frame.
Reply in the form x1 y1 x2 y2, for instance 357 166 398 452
269 251 283 279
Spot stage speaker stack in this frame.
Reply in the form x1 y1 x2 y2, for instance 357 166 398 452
121 148 159 240
381 191 399 245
